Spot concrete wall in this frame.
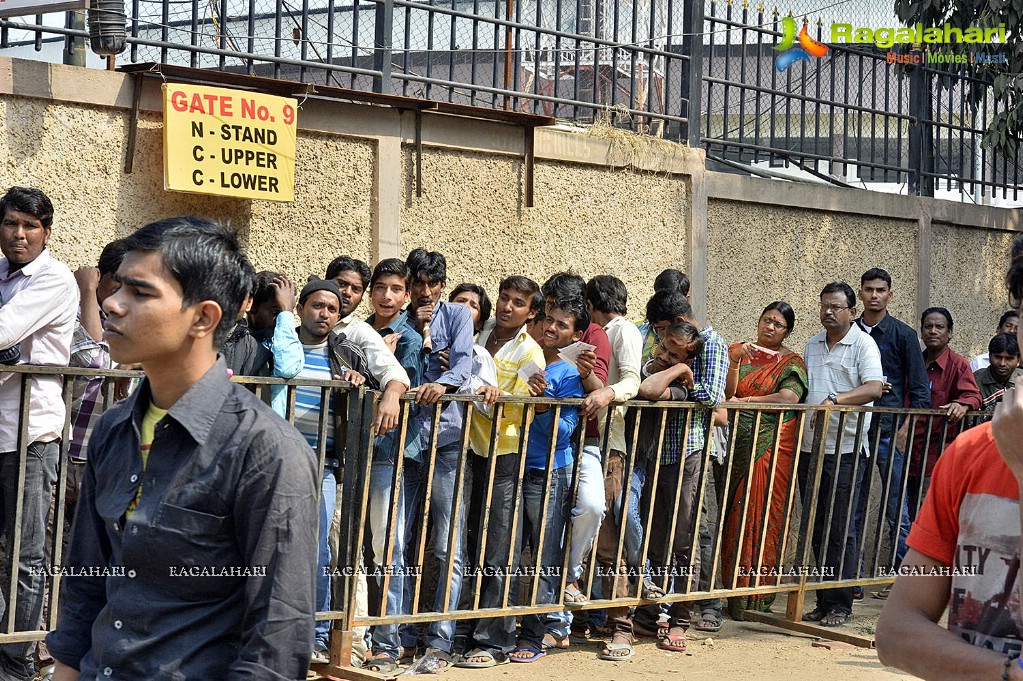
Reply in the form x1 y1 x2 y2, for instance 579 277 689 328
0 56 1020 358
929 223 1019 357
0 99 252 264
246 131 376 279
705 176 1022 357
0 96 376 283
398 146 690 309
706 200 918 353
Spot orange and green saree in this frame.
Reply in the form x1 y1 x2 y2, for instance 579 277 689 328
720 345 807 619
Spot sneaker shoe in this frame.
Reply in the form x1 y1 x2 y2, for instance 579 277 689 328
0 346 20 365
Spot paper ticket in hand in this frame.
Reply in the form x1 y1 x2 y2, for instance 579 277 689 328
518 359 545 383
557 341 597 367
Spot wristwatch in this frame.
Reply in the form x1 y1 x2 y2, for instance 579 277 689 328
826 391 839 405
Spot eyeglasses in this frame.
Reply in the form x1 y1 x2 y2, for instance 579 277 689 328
820 304 851 314
759 318 788 330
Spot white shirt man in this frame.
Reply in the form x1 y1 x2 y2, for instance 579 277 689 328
797 283 883 629
0 246 78 449
0 186 77 681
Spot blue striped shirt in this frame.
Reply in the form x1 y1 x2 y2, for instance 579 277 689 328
294 343 333 452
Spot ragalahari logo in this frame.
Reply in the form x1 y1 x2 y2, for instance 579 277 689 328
774 16 829 71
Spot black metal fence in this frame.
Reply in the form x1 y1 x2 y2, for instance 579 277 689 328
701 1 1022 201
0 0 698 136
1 0 1021 198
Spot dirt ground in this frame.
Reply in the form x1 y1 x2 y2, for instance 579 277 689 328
317 593 913 680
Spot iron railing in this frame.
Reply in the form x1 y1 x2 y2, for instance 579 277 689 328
0 0 697 137
0 364 995 671
701 1 1023 201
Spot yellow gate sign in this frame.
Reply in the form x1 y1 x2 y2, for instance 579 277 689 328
162 84 298 202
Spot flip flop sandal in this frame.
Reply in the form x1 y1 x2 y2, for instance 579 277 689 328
508 644 547 663
569 626 592 644
454 648 508 668
398 646 419 664
658 629 688 652
563 584 589 607
694 613 723 632
542 633 570 650
802 607 828 623
406 648 453 674
641 579 666 601
364 655 399 674
871 586 892 599
598 641 635 662
820 608 852 627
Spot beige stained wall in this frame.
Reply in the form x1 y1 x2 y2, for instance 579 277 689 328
929 223 1018 358
1 65 1019 354
706 199 919 352
0 99 252 269
246 131 375 280
398 145 689 311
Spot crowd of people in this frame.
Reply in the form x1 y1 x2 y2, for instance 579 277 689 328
0 181 1021 679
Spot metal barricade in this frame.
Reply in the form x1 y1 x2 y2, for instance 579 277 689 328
327 393 989 663
0 365 363 650
0 365 993 665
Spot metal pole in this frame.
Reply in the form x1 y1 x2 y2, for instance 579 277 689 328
64 10 86 66
678 0 703 145
908 51 934 197
372 0 394 94
921 67 935 197
503 0 514 109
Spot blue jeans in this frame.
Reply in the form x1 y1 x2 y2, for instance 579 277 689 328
851 433 910 570
624 466 646 569
366 460 407 659
0 441 58 676
396 442 466 653
906 475 931 522
315 467 338 650
546 445 604 638
517 466 573 648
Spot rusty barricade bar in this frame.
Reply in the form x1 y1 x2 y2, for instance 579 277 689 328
333 393 987 656
0 365 990 657
0 364 361 649
1 364 143 643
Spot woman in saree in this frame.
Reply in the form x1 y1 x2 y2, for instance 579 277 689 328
720 302 808 621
